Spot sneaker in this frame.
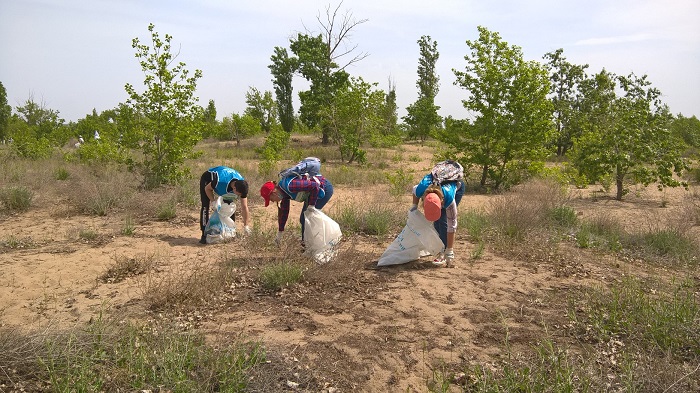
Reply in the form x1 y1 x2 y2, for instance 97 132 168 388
432 253 446 267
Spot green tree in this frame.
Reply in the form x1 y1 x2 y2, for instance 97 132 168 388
245 87 278 133
124 23 203 188
323 77 385 163
448 26 553 190
290 4 367 144
670 114 700 151
403 35 442 142
543 48 589 156
0 81 11 141
371 78 401 147
220 113 261 145
269 47 297 133
572 70 688 200
201 99 218 139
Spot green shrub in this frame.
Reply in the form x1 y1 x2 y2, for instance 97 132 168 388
54 167 70 180
259 262 303 290
0 186 33 212
386 169 413 197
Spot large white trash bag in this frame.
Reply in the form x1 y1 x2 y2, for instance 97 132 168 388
205 197 237 244
377 209 443 266
303 208 342 264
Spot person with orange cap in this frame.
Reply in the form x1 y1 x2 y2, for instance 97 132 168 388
260 173 334 247
412 170 465 266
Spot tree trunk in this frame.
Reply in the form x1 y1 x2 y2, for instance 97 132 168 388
480 165 489 187
615 172 624 201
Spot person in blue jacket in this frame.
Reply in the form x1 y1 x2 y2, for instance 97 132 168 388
412 173 465 266
199 166 251 244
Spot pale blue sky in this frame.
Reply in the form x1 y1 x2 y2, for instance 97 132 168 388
1 0 698 122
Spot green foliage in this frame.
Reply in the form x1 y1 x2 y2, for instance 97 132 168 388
256 128 290 177
218 113 262 143
0 81 11 141
385 168 413 197
269 47 297 133
70 140 130 164
670 114 700 150
156 199 177 221
259 262 304 290
332 203 402 236
447 26 553 190
578 278 699 358
543 48 589 157
404 36 442 142
570 71 688 200
0 186 33 212
323 77 385 163
459 208 490 242
459 339 590 392
54 167 70 180
35 320 265 391
245 87 278 133
124 23 204 188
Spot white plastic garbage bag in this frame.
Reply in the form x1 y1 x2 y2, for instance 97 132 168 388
377 209 443 266
303 208 342 264
205 197 236 244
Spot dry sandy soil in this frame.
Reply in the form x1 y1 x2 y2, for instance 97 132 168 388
1 148 698 392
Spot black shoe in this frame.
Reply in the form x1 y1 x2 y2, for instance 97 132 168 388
199 235 207 244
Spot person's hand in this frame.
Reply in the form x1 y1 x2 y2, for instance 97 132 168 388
409 204 418 212
306 205 317 213
209 200 218 212
274 231 284 246
243 226 252 236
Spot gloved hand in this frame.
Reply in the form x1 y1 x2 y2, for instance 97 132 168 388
410 204 418 212
274 231 284 246
243 226 252 236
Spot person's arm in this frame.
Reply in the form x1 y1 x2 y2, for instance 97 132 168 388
277 197 290 231
239 197 250 227
204 182 215 202
412 185 420 208
446 200 458 249
287 177 321 205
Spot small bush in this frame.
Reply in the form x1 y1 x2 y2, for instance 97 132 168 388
0 186 33 212
385 169 414 197
122 216 135 236
332 203 403 236
156 200 177 221
54 167 70 180
259 262 303 291
459 209 490 242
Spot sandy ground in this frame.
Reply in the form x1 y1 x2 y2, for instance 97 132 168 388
0 159 698 391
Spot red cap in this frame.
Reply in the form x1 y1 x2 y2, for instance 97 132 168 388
260 181 276 207
424 193 442 221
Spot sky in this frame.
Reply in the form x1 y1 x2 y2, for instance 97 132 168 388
1 0 699 123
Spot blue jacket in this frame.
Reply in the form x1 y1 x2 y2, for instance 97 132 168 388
414 174 459 208
208 166 244 200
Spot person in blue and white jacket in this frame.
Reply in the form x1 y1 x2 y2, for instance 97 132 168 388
412 173 465 267
199 166 251 244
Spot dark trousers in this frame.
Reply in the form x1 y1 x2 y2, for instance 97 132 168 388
434 180 465 249
300 179 334 240
199 172 235 235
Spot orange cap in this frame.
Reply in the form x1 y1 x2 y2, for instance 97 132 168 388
424 192 442 221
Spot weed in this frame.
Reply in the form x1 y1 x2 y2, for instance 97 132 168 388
259 262 304 291
0 186 33 212
54 167 70 180
156 199 177 221
122 215 135 236
78 227 98 241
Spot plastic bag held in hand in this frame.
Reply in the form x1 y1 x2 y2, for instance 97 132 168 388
410 204 418 212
